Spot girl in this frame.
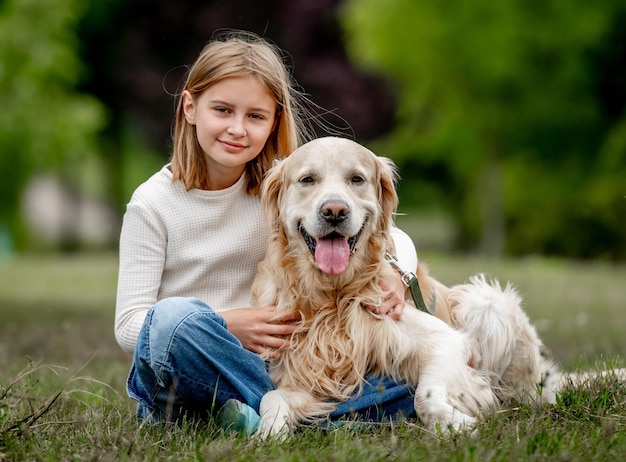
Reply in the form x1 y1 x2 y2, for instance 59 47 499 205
115 31 418 433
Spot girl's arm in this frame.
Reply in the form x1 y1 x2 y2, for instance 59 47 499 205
366 226 418 320
390 226 418 273
114 198 166 353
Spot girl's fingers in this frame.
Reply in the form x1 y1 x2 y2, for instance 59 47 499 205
271 310 301 323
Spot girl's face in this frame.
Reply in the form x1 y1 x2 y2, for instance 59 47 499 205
183 76 277 190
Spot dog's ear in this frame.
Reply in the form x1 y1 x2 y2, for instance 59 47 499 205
261 161 284 228
376 156 399 231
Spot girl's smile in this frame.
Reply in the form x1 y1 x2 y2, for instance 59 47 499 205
219 139 248 152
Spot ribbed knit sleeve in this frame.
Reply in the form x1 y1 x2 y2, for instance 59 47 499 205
115 188 167 353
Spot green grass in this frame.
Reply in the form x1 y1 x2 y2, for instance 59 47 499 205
1 252 626 460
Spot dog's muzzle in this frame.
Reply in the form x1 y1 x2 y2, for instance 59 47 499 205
298 223 364 275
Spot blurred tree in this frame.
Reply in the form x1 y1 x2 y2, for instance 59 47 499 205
342 0 626 259
0 0 106 250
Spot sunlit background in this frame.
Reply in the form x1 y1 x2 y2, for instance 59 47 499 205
1 0 625 260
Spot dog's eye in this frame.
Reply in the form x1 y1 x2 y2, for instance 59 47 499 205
351 175 365 184
299 176 315 184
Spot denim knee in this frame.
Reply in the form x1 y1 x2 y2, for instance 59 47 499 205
150 297 225 335
129 297 226 420
147 297 224 358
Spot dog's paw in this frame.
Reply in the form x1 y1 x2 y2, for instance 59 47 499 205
445 410 478 433
257 391 294 441
415 387 480 434
255 416 292 441
421 410 478 434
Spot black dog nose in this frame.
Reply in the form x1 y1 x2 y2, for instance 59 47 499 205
320 200 350 225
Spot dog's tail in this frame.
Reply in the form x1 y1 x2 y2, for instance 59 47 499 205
449 275 521 378
449 274 559 405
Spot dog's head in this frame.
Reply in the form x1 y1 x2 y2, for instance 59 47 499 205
261 137 399 276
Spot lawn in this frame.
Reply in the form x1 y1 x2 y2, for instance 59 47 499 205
1 252 625 460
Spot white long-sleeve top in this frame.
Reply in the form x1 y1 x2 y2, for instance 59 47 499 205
115 165 418 353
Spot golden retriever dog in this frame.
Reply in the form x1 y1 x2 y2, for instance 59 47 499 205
252 137 560 438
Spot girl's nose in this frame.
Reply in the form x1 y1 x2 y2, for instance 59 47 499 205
227 117 247 137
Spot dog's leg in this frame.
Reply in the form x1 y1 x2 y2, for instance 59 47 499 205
396 309 496 432
257 389 319 440
413 335 493 431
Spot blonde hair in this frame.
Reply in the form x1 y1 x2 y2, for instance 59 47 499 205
171 31 313 194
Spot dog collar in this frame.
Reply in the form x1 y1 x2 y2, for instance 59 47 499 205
385 252 435 315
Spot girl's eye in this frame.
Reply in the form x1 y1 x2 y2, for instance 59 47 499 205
249 113 264 120
215 107 230 113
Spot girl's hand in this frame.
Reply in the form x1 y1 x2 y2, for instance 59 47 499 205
221 306 300 355
365 275 407 321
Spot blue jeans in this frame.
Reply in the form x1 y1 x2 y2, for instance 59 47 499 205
127 297 416 424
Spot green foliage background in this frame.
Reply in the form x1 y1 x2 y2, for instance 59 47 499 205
341 0 626 259
0 0 106 249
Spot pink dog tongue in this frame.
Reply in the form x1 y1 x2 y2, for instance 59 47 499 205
315 238 350 275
